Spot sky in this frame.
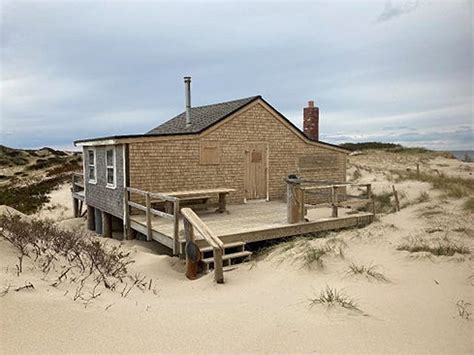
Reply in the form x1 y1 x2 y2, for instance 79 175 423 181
0 0 472 151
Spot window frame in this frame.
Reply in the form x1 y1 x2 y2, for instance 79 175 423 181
87 148 97 184
105 147 117 189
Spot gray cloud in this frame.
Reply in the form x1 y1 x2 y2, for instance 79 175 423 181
376 0 420 23
0 1 472 150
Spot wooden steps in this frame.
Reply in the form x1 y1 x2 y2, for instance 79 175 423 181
200 241 252 272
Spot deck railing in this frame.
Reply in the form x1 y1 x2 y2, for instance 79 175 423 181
286 178 374 224
181 208 225 283
71 172 84 193
124 187 180 254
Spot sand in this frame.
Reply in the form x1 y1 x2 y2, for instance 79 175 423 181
1 152 473 353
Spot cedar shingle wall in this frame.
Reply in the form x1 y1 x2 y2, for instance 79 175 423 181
129 102 346 204
84 145 124 218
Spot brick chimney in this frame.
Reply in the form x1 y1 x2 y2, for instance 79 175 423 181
303 100 319 141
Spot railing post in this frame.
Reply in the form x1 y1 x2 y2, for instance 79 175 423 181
145 192 152 241
213 247 224 284
331 186 339 218
173 198 180 256
123 188 132 240
184 218 201 280
286 177 305 224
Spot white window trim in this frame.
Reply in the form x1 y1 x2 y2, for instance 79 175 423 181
106 147 117 189
88 148 97 184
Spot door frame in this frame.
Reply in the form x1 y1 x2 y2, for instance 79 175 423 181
243 142 269 203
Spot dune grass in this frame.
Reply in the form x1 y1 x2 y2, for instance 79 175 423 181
397 236 470 256
393 170 474 199
347 262 389 282
309 286 362 313
463 197 474 213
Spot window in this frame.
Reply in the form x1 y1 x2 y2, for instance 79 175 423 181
88 149 96 183
200 142 220 165
106 147 116 188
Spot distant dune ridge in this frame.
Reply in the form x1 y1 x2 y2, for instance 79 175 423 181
0 143 473 353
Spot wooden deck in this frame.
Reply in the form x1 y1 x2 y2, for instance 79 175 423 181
130 201 374 249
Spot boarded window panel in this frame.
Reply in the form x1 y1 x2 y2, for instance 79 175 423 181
251 151 262 163
298 153 339 170
200 143 220 165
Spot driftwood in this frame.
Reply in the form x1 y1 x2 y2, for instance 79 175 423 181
392 185 400 212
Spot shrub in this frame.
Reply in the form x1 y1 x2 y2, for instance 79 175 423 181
372 192 395 214
415 191 430 203
0 175 70 214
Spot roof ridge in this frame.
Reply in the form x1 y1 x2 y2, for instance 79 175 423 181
188 95 260 110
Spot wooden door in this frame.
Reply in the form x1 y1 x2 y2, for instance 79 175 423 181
244 143 267 200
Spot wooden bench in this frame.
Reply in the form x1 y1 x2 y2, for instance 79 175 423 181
153 195 212 213
159 188 236 213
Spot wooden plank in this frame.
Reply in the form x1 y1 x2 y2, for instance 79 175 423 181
145 193 152 241
287 183 304 224
199 213 374 247
129 220 173 248
128 201 147 212
180 208 223 249
161 188 236 197
149 207 174 219
127 187 148 196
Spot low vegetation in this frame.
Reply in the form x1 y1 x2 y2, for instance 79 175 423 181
397 236 470 257
393 170 474 199
346 262 389 282
456 300 472 320
371 191 396 214
0 214 154 306
463 197 474 212
0 175 71 214
309 286 362 313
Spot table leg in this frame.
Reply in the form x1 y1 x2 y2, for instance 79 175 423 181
217 193 226 213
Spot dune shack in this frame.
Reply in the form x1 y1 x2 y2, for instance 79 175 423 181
72 77 374 282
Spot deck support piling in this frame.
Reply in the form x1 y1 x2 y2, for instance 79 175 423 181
102 211 112 238
87 205 95 231
72 198 79 218
123 187 132 240
94 208 103 235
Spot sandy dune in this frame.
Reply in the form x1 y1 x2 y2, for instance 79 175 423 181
1 152 473 353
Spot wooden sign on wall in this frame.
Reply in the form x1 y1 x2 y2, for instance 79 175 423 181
298 153 339 170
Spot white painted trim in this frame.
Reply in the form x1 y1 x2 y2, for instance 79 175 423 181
81 147 87 203
76 139 118 147
105 146 117 189
87 147 97 184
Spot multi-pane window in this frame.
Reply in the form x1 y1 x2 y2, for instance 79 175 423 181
106 148 116 188
88 149 96 183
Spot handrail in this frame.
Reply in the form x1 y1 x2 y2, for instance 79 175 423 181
125 187 180 253
181 208 224 283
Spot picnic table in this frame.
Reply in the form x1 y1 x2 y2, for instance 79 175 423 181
157 188 236 213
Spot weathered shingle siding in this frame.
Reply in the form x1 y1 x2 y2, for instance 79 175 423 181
84 145 124 218
129 102 346 204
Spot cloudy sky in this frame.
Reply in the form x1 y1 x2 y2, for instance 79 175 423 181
1 0 472 150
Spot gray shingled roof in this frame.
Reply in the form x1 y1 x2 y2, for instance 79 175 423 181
146 96 260 135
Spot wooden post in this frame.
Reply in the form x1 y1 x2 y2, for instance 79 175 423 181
173 199 180 256
416 163 420 177
183 219 199 280
123 188 132 240
145 192 152 241
217 192 226 213
72 198 79 218
331 186 339 218
392 185 400 212
87 205 95 231
366 184 372 200
102 211 112 238
213 247 224 284
78 200 83 217
287 181 304 224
